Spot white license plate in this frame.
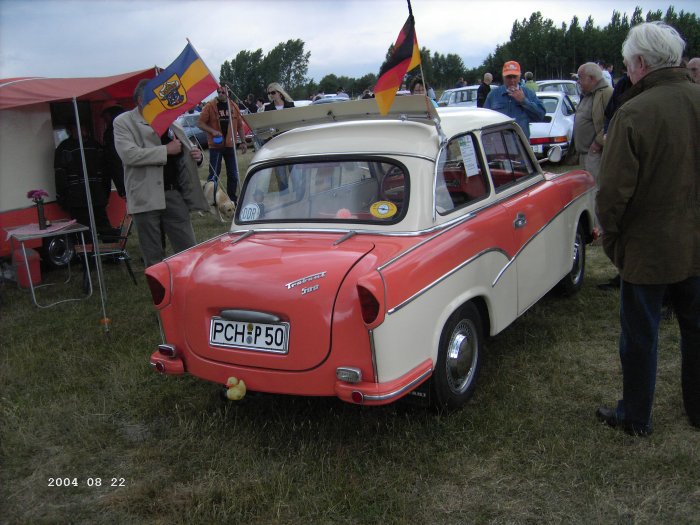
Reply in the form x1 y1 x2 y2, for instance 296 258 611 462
210 317 289 354
532 145 543 154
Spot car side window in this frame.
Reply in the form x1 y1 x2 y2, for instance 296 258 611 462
482 128 538 191
435 134 488 214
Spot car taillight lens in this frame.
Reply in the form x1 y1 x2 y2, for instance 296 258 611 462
530 136 568 145
357 285 380 324
147 274 166 306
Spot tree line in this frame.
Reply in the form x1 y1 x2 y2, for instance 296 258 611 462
219 5 699 101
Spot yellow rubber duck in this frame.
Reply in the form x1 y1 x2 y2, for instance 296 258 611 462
226 377 247 401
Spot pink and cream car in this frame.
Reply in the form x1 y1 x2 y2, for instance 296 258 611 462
146 96 596 409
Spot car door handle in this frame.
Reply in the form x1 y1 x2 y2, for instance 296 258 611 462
514 213 527 229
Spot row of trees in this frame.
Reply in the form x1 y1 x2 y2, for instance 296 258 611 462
219 6 699 101
481 6 699 82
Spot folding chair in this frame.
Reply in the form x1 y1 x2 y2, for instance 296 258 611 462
76 214 137 287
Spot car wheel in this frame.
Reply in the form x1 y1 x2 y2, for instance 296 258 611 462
42 235 75 268
432 302 483 410
558 222 585 295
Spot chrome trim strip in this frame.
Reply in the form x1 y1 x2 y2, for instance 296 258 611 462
491 188 593 287
219 309 281 323
368 329 378 381
377 212 477 271
387 247 508 315
362 367 433 402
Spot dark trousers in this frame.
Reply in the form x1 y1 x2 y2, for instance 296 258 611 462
208 147 239 203
617 276 700 429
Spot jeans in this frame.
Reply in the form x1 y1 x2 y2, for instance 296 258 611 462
208 147 239 202
616 276 700 430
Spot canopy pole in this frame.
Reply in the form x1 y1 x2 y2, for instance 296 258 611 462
72 96 110 332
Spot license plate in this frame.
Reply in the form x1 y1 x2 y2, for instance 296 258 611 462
210 317 289 354
532 145 543 154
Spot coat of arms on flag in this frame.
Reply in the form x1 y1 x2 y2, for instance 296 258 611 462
153 75 186 110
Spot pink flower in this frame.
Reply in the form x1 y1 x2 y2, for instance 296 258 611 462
27 189 49 203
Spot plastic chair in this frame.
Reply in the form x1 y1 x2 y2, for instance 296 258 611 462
76 214 137 287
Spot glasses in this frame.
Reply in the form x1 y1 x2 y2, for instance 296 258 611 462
267 91 277 95
217 90 226 94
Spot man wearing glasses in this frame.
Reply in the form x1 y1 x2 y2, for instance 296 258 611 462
197 86 247 203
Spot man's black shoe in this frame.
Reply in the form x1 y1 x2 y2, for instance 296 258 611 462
597 275 621 291
596 406 652 437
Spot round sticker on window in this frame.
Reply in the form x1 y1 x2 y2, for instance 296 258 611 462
370 201 398 219
239 203 261 222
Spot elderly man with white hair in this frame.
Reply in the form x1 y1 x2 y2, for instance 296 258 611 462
688 57 700 83
595 22 700 437
573 62 613 185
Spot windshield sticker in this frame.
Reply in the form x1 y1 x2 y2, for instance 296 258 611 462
370 201 398 219
239 203 261 222
458 137 480 177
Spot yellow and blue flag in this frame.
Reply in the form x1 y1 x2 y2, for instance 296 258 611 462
141 42 218 136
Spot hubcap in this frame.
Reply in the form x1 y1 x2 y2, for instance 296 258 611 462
446 319 478 394
570 233 583 285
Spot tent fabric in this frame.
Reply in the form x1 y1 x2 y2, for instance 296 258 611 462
0 69 155 110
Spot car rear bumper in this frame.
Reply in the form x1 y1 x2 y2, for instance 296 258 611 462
149 350 433 406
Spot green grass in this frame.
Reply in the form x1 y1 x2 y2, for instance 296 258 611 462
1 154 698 524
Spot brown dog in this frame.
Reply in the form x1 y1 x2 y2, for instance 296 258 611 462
202 180 236 221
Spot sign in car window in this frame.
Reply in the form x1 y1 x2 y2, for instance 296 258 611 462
458 136 480 177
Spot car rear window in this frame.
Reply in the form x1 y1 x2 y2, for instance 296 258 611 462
237 160 408 224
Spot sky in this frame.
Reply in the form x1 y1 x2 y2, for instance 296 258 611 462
1 0 697 84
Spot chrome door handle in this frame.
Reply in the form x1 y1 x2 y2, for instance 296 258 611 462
514 213 527 229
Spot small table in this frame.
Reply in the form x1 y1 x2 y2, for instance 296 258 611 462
6 220 93 308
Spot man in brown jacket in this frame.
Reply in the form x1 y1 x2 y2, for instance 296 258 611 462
197 85 247 203
595 22 700 436
574 62 613 185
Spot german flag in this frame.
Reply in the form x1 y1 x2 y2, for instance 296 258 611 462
141 42 218 136
374 14 421 115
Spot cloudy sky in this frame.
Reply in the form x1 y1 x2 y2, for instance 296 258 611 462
1 0 697 83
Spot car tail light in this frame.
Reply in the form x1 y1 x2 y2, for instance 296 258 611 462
530 136 568 145
147 274 166 306
357 285 379 324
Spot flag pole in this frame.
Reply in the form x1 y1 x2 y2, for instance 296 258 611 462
406 0 431 112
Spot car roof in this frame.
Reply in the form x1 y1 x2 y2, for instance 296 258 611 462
441 84 480 94
535 91 565 98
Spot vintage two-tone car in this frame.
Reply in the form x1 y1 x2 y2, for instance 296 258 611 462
146 96 596 409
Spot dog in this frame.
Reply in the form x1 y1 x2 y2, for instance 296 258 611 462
202 180 236 221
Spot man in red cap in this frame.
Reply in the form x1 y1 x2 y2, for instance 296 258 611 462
484 60 546 139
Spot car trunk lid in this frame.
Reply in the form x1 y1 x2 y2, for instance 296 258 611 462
183 233 375 371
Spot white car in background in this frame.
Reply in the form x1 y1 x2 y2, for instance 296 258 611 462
529 92 576 162
536 80 581 106
437 85 480 107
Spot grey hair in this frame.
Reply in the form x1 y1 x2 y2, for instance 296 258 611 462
622 21 686 71
579 62 603 80
267 82 293 103
483 72 493 82
133 78 149 105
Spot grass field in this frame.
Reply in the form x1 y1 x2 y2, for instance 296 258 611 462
1 152 698 524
